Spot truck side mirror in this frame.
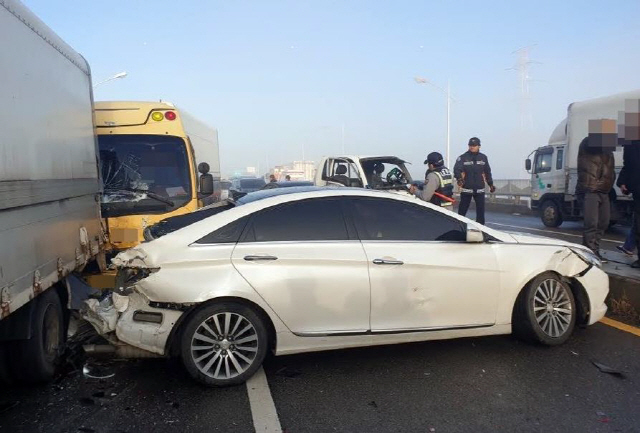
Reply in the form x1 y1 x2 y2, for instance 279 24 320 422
525 159 532 171
199 173 214 196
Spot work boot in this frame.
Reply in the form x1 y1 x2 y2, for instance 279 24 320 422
631 260 640 269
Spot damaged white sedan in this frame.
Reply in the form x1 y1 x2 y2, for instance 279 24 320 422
83 187 608 386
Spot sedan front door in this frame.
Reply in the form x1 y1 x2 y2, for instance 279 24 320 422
348 197 502 332
231 197 371 335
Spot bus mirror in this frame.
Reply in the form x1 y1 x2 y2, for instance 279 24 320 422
525 159 532 171
198 162 210 175
199 173 214 196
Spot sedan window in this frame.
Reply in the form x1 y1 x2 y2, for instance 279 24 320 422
350 198 465 241
243 198 349 242
195 216 251 244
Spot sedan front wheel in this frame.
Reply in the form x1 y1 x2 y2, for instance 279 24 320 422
513 273 576 345
181 302 269 386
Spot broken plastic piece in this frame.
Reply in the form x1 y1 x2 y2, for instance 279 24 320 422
591 360 626 378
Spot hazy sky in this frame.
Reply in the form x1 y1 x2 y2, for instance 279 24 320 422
24 0 640 179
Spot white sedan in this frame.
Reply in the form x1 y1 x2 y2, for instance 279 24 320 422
94 187 608 386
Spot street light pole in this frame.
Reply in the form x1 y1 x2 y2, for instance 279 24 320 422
415 76 453 168
93 71 128 88
446 79 451 168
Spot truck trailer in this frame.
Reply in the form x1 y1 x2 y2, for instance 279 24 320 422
0 0 104 382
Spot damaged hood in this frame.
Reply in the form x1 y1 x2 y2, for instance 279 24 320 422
507 232 585 250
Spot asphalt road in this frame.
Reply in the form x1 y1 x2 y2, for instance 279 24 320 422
1 211 638 433
0 323 638 433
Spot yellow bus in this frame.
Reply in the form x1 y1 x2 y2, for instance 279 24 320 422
95 101 220 252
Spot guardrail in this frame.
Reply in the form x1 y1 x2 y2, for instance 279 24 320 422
453 179 532 207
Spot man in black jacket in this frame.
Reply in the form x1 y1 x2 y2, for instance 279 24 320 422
617 141 640 267
453 137 495 224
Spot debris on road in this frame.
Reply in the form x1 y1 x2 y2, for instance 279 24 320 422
82 362 116 380
591 360 626 378
368 401 378 409
596 411 611 423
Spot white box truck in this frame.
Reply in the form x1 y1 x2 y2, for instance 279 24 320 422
0 0 104 382
526 90 640 227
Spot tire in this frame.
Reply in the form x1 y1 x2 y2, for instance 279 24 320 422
12 289 65 383
180 302 268 387
513 273 576 346
540 200 563 227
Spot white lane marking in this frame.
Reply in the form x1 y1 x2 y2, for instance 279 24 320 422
486 222 623 244
246 367 282 433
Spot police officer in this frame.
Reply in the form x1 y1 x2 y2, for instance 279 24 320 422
410 152 454 207
453 137 495 224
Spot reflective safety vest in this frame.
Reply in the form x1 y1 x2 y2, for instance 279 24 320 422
428 167 454 207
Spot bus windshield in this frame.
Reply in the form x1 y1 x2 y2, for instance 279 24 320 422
99 134 192 213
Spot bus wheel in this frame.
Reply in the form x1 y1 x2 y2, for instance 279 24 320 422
541 200 563 228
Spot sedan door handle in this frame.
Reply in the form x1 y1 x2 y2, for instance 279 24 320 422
244 255 278 261
373 258 404 265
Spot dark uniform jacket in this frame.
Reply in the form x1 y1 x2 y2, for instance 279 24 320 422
453 151 494 193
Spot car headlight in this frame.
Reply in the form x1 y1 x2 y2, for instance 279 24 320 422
571 248 602 268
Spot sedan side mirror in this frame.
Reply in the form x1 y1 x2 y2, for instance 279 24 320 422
466 224 485 243
525 159 532 171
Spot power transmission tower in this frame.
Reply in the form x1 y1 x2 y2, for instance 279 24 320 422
507 45 540 177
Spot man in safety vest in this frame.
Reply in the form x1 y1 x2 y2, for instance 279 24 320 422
409 152 454 207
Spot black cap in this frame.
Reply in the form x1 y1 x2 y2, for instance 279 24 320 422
424 152 444 166
468 137 481 146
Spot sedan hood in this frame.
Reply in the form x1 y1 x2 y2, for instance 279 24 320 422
507 231 585 250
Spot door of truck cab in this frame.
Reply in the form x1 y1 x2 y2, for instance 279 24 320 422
531 146 565 199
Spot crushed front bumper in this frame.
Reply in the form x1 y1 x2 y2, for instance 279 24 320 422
575 265 609 325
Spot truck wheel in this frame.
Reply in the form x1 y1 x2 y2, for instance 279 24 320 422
541 200 563 227
12 289 65 383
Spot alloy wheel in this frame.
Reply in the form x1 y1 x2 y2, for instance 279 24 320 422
190 312 259 380
533 279 573 338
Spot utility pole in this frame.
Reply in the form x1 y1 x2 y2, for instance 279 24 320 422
415 77 453 168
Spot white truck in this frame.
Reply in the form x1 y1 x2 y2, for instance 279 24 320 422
315 155 414 191
526 90 640 227
0 0 104 382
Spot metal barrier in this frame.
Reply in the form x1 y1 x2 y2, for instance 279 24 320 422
454 179 532 206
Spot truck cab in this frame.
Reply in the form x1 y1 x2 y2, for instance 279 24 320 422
527 120 568 227
315 156 413 191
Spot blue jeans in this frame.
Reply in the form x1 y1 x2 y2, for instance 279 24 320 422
623 216 637 252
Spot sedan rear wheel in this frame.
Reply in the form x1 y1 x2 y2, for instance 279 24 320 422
181 302 268 386
513 273 576 345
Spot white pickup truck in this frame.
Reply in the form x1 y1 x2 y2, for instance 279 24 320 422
314 155 414 191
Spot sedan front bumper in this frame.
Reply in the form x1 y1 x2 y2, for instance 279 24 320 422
575 266 609 325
